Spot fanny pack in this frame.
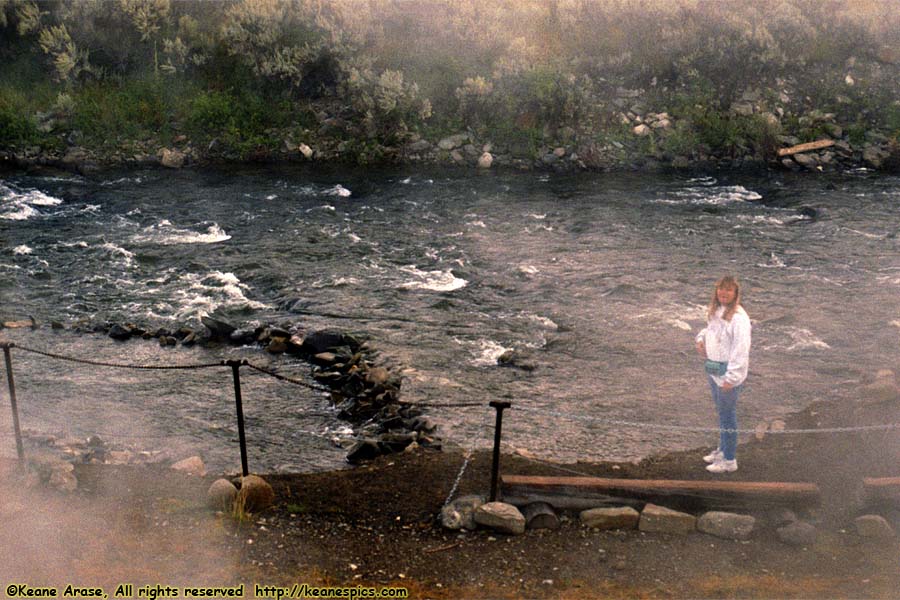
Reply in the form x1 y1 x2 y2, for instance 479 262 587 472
704 359 728 376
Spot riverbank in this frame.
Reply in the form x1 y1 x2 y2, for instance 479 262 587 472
4 385 900 599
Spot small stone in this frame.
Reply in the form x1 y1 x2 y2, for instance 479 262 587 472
298 143 313 159
477 152 493 169
633 124 651 137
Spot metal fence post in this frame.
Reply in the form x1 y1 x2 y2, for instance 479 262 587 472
489 400 511 502
1 343 25 460
225 359 249 476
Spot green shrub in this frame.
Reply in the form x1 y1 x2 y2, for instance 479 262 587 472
0 85 39 145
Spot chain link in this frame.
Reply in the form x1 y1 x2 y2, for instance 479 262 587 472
11 343 222 370
243 362 332 393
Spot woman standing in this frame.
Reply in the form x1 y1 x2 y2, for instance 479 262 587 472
694 275 751 473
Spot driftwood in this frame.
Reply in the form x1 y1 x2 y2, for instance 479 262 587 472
777 139 835 157
863 477 900 505
502 475 820 511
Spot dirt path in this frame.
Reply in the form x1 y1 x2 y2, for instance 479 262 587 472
2 392 899 599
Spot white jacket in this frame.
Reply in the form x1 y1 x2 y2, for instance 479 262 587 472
696 305 751 387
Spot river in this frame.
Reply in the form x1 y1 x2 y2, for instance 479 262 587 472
1 165 898 473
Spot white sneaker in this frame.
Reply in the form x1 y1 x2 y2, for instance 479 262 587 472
703 449 723 464
706 459 738 473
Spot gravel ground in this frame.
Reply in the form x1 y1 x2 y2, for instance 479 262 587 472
2 390 900 599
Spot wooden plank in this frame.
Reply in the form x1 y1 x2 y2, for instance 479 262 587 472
863 477 900 504
502 475 820 508
777 139 835 157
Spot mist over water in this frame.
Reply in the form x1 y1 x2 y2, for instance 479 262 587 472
2 166 899 472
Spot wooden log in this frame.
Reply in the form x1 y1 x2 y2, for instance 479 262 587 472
502 475 820 510
521 501 560 530
863 477 900 505
777 139 835 157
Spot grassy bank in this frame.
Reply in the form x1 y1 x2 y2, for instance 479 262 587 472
1 1 899 170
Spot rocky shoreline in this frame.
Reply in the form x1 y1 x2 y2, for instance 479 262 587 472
3 78 899 177
2 315 436 482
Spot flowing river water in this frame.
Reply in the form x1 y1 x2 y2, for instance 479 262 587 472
1 165 899 473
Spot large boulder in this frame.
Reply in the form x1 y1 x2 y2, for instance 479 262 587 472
207 478 238 511
238 474 275 513
201 316 237 341
301 330 361 355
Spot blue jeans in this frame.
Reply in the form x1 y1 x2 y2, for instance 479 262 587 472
708 375 741 460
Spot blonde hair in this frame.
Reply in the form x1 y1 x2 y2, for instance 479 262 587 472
708 275 742 322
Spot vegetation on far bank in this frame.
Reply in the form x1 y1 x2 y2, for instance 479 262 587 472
1 0 899 169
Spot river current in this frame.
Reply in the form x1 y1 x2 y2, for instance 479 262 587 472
1 165 899 473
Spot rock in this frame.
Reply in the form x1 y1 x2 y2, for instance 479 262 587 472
825 124 843 139
697 511 756 540
238 474 275 513
651 119 672 130
438 133 468 151
580 506 640 530
266 339 288 354
159 148 186 169
201 316 237 341
731 102 755 116
108 324 133 341
365 367 391 387
450 149 465 163
862 379 900 403
406 139 431 153
639 503 696 534
302 330 361 355
207 478 238 511
854 515 896 539
441 495 484 530
671 156 690 169
48 468 78 492
346 439 381 463
633 124 651 137
298 143 313 159
171 456 206 476
777 521 817 546
761 112 781 128
477 152 493 169
863 146 885 169
474 502 526 535
793 153 819 170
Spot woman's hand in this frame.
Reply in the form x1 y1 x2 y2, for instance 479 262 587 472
721 382 734 391
695 340 705 356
